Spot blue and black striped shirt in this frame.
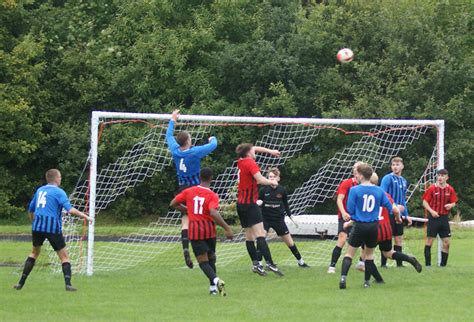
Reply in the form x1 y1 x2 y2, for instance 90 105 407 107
380 173 408 217
28 185 72 234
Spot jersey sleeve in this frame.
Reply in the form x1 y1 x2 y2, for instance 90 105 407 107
336 180 349 196
258 187 265 202
165 120 179 151
346 189 356 216
28 193 36 213
191 138 218 158
380 175 390 192
449 186 458 203
422 185 434 202
174 190 187 205
281 187 291 216
380 190 394 212
248 159 260 176
58 189 73 212
208 192 219 210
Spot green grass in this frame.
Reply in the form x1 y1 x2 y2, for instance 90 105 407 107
1 229 473 321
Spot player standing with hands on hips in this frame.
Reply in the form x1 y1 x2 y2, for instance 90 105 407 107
380 157 412 267
236 143 283 276
14 169 93 291
422 169 458 267
339 163 401 289
166 109 218 269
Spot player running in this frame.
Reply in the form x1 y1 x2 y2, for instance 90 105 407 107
422 169 458 267
380 157 412 267
339 163 401 289
166 109 218 269
257 168 309 268
328 162 364 274
236 143 283 276
14 169 93 291
170 168 233 296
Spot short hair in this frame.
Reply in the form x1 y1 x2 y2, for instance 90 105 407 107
268 167 280 177
200 167 213 182
370 172 379 185
357 163 373 180
176 131 190 146
438 169 449 175
391 157 404 164
236 143 253 158
45 169 61 183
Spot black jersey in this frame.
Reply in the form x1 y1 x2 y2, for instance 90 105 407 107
258 185 291 219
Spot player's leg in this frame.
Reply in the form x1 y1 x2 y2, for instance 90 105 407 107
362 222 380 288
14 242 41 290
252 222 283 276
329 219 349 273
425 218 437 266
281 233 309 268
181 214 193 269
355 244 366 272
56 247 76 291
393 222 404 267
238 204 262 273
439 217 451 267
193 240 225 296
339 244 357 289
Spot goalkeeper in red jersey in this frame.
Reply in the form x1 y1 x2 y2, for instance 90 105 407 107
170 167 233 296
422 169 458 267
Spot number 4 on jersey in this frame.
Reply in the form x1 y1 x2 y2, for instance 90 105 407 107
37 191 47 208
179 158 187 173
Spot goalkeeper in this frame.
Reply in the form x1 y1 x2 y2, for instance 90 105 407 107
166 109 218 269
257 168 309 268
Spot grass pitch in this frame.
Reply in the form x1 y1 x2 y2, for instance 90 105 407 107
1 230 473 321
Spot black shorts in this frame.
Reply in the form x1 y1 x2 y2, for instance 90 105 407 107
427 216 451 238
263 217 289 236
338 217 353 235
237 203 263 228
389 215 404 237
348 222 378 249
32 231 66 251
190 238 216 257
378 239 393 252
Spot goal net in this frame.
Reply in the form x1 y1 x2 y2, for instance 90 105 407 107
45 113 444 275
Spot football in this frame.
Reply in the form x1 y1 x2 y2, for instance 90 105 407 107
336 48 354 64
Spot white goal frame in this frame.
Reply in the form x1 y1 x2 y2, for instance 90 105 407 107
86 112 445 276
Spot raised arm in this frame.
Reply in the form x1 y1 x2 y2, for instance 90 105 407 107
165 110 180 150
192 137 218 158
253 146 280 157
253 172 278 186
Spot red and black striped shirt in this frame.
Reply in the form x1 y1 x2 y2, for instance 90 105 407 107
336 178 358 219
237 158 260 204
174 185 219 240
378 193 394 242
423 184 458 216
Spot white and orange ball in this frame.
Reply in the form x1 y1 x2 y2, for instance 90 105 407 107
336 48 354 64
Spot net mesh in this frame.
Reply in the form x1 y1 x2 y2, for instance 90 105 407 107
43 116 440 274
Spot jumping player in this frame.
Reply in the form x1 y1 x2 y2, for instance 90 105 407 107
328 161 363 274
339 163 401 289
14 169 93 291
166 109 218 269
236 143 283 276
170 168 233 296
257 168 309 268
380 157 412 267
422 169 458 267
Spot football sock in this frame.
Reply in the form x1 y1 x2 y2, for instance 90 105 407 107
18 257 36 286
367 260 383 282
341 256 352 277
62 262 72 286
209 256 217 274
440 252 449 267
289 244 302 260
246 240 258 264
424 245 431 266
330 246 342 267
381 253 387 266
256 237 274 265
394 245 403 266
364 259 373 282
392 251 411 263
199 262 217 284
181 229 189 251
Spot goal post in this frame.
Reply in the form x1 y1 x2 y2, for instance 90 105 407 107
65 112 445 276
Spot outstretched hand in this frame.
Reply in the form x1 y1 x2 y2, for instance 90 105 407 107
171 109 180 122
270 149 281 157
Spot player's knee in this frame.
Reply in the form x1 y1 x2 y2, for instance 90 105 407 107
208 252 216 263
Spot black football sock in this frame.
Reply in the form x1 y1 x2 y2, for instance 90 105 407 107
18 257 36 286
381 252 387 266
289 244 302 261
330 246 342 267
209 255 217 274
394 245 403 266
256 237 274 265
181 229 189 251
364 259 373 281
246 240 259 265
62 262 72 286
440 251 449 267
367 260 383 282
199 261 217 284
341 256 352 277
424 245 431 266
392 251 411 263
